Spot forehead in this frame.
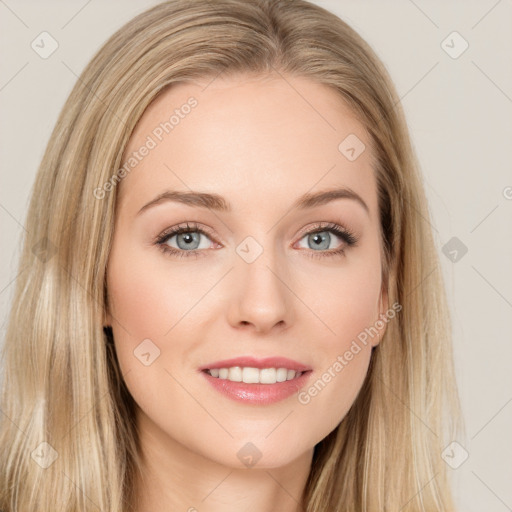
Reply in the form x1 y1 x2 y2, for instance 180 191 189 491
117 73 377 219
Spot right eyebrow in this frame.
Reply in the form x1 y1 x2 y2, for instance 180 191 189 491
137 190 230 215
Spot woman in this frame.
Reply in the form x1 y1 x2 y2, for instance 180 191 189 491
0 0 464 510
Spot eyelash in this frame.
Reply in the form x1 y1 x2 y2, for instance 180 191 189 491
154 221 359 260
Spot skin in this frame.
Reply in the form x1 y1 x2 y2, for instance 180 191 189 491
105 71 388 512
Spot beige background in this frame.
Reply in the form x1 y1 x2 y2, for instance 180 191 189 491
1 1 511 509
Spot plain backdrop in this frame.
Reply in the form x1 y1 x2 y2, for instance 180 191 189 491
1 1 511 510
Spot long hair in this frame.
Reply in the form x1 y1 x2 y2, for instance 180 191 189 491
0 0 464 510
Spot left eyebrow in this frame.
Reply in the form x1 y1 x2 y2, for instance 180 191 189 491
293 187 369 215
136 186 369 216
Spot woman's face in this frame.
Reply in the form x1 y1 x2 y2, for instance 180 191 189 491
106 72 388 469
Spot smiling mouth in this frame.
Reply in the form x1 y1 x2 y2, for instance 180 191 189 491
203 366 309 384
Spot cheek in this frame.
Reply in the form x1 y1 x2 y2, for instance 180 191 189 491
105 239 221 399
304 239 383 347
108 263 168 338
296 245 382 425
105 239 184 394
105 243 200 434
106 240 203 343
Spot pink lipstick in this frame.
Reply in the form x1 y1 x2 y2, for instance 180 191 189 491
199 356 313 405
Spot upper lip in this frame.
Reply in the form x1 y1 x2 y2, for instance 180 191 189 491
199 356 312 372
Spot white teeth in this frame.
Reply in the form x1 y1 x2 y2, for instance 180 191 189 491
242 367 259 383
260 368 276 384
276 368 288 382
228 367 243 382
207 366 302 384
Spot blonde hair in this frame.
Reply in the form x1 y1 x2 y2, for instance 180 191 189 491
0 0 464 510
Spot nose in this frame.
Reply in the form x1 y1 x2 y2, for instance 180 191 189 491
226 247 295 334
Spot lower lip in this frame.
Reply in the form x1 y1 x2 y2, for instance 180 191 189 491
201 370 313 405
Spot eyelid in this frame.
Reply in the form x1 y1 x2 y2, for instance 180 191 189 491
294 221 352 240
154 221 220 245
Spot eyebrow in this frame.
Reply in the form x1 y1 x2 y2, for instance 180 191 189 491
137 186 370 216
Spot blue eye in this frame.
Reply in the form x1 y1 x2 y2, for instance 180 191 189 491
295 223 358 259
165 230 207 251
155 221 358 260
156 222 214 259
